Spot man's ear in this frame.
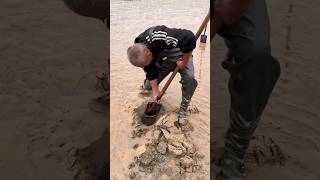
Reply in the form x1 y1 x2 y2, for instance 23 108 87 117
148 52 153 59
145 52 153 66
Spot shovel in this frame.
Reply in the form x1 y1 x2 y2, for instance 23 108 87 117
141 10 211 126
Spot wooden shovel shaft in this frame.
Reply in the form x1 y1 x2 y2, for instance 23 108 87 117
157 10 211 101
195 10 211 40
157 66 180 100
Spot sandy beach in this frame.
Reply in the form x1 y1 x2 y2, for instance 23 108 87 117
0 0 320 179
110 0 210 179
0 0 108 179
212 0 320 179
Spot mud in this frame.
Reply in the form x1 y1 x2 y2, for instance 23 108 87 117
128 100 208 180
67 80 109 180
110 0 210 177
67 130 109 180
245 135 288 169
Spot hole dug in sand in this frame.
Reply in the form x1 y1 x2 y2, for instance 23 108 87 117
131 101 165 138
128 111 207 180
130 99 200 139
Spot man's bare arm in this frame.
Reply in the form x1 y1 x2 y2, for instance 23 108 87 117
150 79 160 101
176 51 193 69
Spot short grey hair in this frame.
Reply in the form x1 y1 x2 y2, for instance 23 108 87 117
127 43 148 66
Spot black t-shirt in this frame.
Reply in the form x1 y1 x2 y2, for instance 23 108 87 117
134 25 196 80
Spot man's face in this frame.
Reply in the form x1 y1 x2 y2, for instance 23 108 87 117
136 48 153 68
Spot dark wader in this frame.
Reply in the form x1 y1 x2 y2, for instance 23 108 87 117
143 48 198 114
217 0 281 177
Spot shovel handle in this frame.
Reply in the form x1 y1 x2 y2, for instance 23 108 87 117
195 10 210 40
157 66 180 101
157 10 210 101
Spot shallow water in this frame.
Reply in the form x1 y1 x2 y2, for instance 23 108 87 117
110 0 210 179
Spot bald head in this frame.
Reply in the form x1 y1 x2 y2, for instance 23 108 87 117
127 43 152 67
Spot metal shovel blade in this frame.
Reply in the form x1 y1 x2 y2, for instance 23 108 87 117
200 34 207 43
141 102 162 126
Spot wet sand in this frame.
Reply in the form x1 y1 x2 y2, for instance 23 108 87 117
212 0 320 179
1 0 320 179
0 0 108 179
110 0 210 179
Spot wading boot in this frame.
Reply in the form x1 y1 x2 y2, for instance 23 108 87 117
174 97 193 132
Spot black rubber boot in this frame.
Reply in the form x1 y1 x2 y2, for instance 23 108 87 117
218 53 281 179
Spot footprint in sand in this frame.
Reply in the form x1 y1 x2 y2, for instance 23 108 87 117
245 135 288 170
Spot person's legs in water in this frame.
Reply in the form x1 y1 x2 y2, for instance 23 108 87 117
215 0 281 178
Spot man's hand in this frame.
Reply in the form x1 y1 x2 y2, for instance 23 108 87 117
152 91 160 102
215 0 250 25
177 51 193 70
176 60 187 69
